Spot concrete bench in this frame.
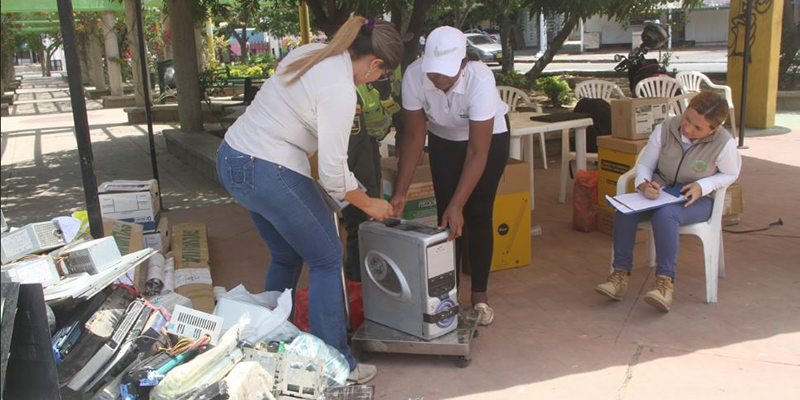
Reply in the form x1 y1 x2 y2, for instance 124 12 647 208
777 91 800 111
124 104 180 124
103 95 138 108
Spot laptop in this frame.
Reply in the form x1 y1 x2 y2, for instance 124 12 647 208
529 112 592 123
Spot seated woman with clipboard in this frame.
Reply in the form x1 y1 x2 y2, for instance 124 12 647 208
595 91 741 312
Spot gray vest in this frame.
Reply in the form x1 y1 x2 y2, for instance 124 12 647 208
652 116 731 188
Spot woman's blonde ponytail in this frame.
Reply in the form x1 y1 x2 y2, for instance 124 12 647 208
280 15 403 85
281 17 367 84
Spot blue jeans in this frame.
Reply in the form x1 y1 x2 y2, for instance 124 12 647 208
216 140 356 370
612 196 713 279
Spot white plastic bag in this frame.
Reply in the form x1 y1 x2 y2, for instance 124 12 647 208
217 285 300 343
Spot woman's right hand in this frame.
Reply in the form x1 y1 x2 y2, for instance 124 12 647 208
389 194 407 218
363 198 394 221
638 180 661 200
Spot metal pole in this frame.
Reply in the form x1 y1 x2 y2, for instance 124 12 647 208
133 0 163 204
56 0 104 238
332 214 352 332
737 0 754 149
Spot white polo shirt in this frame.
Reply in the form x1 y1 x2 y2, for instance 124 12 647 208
402 58 508 141
224 43 358 200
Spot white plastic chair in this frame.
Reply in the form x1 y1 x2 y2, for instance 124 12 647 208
556 81 623 202
668 92 699 116
635 76 685 99
497 86 547 169
574 79 626 101
611 150 728 303
676 71 738 139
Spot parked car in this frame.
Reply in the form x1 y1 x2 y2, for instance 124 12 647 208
465 33 502 64
465 28 501 44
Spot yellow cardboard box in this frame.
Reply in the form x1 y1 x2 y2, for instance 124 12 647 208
597 136 648 213
490 159 531 272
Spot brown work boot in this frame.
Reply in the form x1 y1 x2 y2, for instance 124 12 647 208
595 268 630 301
644 275 674 312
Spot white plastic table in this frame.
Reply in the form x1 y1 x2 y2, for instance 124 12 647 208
508 112 595 210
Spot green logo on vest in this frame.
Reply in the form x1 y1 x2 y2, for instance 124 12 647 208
691 160 708 173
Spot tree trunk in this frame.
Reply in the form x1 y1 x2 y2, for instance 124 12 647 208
239 13 249 62
87 19 107 91
168 0 203 132
524 14 580 81
496 0 514 73
403 0 435 69
0 48 13 93
38 49 48 77
195 23 206 72
44 51 53 77
102 11 124 96
77 37 92 86
125 0 150 107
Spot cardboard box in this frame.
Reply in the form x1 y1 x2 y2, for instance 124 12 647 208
381 155 438 227
102 218 144 255
490 159 531 272
597 136 649 213
172 223 214 313
98 180 160 231
611 98 669 140
722 183 743 226
143 216 170 253
723 183 743 216
597 208 648 243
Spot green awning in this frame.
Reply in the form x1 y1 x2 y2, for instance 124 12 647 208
1 0 125 14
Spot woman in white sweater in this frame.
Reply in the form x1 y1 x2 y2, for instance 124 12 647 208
217 16 403 384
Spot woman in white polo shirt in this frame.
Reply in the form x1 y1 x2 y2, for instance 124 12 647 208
217 16 403 384
390 26 509 326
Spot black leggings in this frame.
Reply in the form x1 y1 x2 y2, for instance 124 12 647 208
428 127 510 293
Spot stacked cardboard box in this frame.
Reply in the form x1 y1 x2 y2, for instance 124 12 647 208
98 180 160 231
611 98 669 140
98 179 169 251
597 136 648 236
381 155 437 227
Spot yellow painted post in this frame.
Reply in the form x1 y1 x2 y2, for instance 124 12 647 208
299 1 312 45
727 0 785 129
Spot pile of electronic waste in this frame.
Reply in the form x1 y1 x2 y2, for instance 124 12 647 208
1 181 375 400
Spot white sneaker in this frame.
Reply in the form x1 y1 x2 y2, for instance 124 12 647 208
347 363 377 384
474 303 494 326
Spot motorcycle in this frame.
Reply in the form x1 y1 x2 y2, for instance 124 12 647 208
613 21 670 95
